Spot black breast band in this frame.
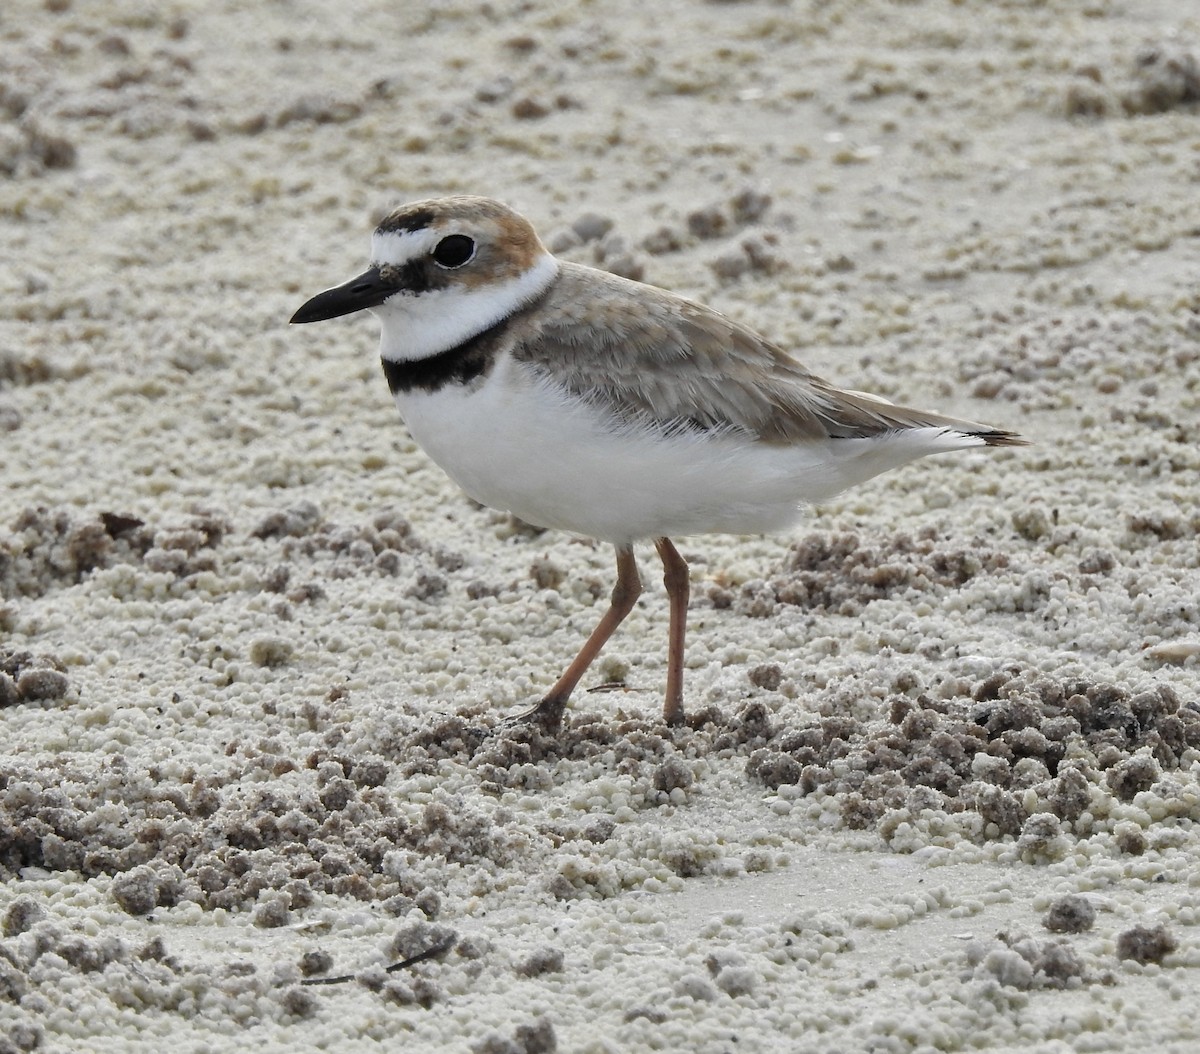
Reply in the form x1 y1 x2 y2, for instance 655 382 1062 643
381 317 509 395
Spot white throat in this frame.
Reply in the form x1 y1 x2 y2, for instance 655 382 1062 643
374 253 559 363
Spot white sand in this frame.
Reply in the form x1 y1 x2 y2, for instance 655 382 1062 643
2 0 1199 1051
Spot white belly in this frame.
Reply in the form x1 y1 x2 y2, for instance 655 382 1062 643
393 357 974 544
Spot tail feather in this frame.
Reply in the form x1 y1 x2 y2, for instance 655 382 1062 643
815 383 1028 448
965 428 1029 447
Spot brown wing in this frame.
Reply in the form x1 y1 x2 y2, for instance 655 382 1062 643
511 262 1024 446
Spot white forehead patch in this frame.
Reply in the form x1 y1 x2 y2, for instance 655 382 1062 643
370 227 439 266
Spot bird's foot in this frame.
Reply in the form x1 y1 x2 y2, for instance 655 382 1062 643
501 696 566 735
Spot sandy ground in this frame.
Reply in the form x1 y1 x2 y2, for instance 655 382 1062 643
2 0 1200 1051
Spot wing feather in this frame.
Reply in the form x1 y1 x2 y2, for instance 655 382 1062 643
510 262 1024 447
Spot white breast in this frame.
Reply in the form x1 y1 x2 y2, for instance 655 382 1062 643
392 356 982 544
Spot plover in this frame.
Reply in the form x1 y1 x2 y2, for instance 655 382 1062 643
292 196 1024 729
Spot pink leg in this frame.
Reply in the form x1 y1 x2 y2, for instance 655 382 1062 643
518 544 642 731
655 537 690 725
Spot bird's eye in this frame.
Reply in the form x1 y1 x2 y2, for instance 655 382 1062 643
431 234 476 269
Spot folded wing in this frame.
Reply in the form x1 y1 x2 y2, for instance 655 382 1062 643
512 263 1026 448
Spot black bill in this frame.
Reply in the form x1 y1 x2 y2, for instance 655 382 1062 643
290 266 394 324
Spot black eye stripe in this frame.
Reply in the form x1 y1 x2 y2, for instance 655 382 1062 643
432 234 476 269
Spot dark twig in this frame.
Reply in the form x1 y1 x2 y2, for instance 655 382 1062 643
299 937 455 986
